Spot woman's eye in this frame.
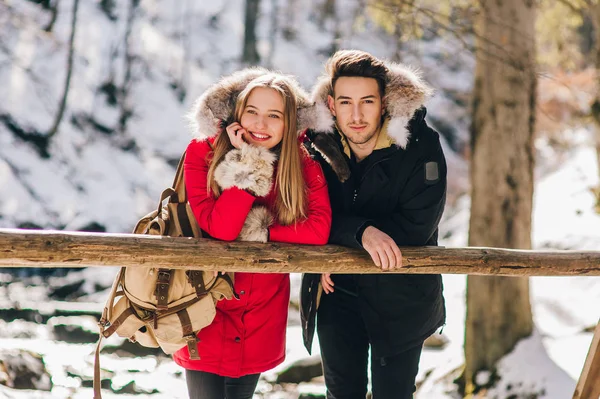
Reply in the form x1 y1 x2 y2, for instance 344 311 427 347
246 109 257 115
269 114 280 119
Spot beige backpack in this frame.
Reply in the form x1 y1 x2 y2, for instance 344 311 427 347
93 152 237 399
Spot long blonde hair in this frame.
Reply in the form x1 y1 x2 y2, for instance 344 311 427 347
206 74 307 225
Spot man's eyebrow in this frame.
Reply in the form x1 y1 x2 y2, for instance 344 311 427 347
246 105 283 114
335 95 377 100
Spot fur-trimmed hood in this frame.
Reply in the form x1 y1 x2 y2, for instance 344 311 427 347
311 61 434 149
188 68 332 140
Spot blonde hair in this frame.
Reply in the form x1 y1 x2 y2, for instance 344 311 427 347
206 74 307 225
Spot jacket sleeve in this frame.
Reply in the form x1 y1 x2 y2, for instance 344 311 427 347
184 140 256 241
373 130 447 246
328 215 373 249
269 156 332 245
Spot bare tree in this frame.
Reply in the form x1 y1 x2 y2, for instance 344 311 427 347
464 0 537 394
590 3 600 187
43 0 59 32
118 0 140 133
47 0 80 139
265 0 278 67
243 0 261 64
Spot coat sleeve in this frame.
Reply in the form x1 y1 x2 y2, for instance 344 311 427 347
373 130 447 246
269 156 332 245
184 140 256 241
328 215 373 249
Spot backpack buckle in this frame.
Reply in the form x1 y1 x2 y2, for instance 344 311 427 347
184 335 200 360
154 269 172 310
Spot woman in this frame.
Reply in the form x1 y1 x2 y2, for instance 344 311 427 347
172 69 332 399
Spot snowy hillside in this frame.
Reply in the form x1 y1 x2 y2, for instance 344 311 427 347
0 0 470 232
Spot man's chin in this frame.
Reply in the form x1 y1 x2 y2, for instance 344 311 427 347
345 133 377 146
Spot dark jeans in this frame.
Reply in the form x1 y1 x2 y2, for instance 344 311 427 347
317 287 422 399
185 369 260 399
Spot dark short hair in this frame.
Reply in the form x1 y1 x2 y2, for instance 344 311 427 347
326 50 389 97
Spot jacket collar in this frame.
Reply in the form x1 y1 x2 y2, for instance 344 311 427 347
338 119 395 159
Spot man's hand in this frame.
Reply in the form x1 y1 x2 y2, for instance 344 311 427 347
361 226 403 270
321 273 335 294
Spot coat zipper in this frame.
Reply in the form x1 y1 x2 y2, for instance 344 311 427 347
352 156 391 205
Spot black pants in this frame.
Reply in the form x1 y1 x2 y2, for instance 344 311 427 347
185 369 260 399
317 287 422 399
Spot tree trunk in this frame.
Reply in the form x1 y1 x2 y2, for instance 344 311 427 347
318 0 335 27
282 0 297 40
392 4 403 63
47 0 79 139
242 0 261 65
43 0 59 32
118 0 139 133
265 0 278 67
465 0 537 393
590 3 600 185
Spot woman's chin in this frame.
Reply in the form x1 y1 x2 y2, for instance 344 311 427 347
247 139 279 150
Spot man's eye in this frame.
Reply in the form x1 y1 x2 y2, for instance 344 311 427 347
364 100 374 104
339 101 350 105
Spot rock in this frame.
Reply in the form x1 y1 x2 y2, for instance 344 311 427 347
0 301 101 325
48 315 100 344
424 332 449 349
0 308 44 324
112 380 159 395
0 349 52 391
276 355 323 384
48 279 85 300
101 338 167 358
67 366 113 391
583 324 597 333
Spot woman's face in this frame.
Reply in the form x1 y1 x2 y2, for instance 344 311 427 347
239 87 286 149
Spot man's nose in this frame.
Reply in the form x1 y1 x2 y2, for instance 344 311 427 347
351 104 362 122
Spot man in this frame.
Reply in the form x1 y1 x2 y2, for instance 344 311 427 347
301 50 447 399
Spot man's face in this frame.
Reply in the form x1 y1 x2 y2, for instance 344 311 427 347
327 76 385 146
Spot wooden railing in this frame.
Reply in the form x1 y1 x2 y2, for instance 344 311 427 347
0 228 599 398
1 229 599 275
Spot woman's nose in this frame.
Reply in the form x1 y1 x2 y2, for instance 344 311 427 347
255 115 267 128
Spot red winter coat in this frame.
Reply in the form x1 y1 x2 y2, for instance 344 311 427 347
172 137 332 377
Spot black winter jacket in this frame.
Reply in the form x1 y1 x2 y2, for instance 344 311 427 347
300 108 447 358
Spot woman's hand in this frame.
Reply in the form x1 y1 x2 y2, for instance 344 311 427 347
225 122 247 149
321 273 335 294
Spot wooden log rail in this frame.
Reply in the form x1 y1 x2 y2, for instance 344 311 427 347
0 228 599 275
0 228 599 398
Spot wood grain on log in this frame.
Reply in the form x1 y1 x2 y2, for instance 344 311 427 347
1 229 599 275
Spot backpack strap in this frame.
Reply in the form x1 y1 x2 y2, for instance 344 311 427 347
154 269 172 311
101 307 136 338
172 151 187 203
176 309 201 360
94 267 127 399
100 267 125 327
186 270 207 298
218 272 240 300
93 334 104 399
